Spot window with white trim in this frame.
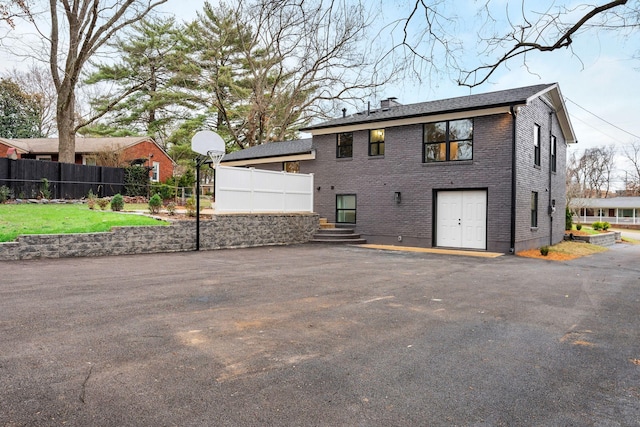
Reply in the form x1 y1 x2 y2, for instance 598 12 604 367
151 161 160 182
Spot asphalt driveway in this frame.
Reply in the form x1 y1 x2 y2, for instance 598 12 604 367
1 243 639 426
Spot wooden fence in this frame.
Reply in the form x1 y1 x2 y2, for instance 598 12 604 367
0 158 124 199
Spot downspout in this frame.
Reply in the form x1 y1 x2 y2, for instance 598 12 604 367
548 111 554 247
509 105 517 253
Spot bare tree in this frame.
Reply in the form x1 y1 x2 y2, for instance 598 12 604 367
187 0 392 149
567 146 617 199
0 0 31 30
28 0 168 163
622 140 640 195
395 0 639 87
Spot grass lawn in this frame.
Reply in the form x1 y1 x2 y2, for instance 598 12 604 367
0 204 168 242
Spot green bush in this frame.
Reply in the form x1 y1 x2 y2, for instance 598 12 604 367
602 221 611 231
576 224 582 231
540 246 550 256
40 178 51 199
565 207 573 231
0 185 11 203
151 183 175 201
148 193 163 214
110 193 124 211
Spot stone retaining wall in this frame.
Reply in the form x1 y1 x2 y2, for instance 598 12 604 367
0 213 320 260
565 231 620 246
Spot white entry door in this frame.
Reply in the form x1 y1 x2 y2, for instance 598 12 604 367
436 190 486 249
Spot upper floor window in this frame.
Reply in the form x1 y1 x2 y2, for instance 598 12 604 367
369 129 385 156
423 119 473 163
551 135 557 172
336 132 353 158
534 124 541 167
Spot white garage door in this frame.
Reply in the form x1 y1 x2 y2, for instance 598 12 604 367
436 190 487 250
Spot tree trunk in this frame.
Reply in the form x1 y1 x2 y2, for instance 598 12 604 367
56 86 75 164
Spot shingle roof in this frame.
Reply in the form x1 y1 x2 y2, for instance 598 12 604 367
302 83 556 131
571 197 640 209
0 136 154 154
222 138 314 161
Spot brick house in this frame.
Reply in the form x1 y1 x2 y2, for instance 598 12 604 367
0 136 175 182
221 83 576 253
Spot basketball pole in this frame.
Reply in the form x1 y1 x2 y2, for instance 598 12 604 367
196 157 201 251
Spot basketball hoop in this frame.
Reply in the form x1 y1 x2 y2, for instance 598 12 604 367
207 150 225 169
191 130 226 251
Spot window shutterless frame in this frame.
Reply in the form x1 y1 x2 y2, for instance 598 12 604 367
369 129 385 156
336 132 353 158
336 194 356 224
531 191 538 228
534 124 541 166
551 135 557 172
423 119 473 163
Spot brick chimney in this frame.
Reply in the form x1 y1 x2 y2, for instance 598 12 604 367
380 97 400 110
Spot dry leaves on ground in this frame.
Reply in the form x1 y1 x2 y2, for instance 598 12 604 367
517 241 608 261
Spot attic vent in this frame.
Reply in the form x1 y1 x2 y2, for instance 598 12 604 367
380 97 401 110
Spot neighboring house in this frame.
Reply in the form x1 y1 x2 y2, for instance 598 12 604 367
570 197 640 225
0 136 175 182
223 83 577 253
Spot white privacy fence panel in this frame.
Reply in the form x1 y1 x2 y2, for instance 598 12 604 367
215 166 314 213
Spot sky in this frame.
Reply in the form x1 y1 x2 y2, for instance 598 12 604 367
158 0 640 190
1 0 639 188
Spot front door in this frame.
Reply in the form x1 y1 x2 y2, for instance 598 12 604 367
436 190 487 250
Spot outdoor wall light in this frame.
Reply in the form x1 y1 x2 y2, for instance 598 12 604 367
394 191 401 204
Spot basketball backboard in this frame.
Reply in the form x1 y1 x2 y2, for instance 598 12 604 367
191 130 225 156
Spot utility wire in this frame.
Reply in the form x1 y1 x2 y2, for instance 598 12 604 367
565 97 640 140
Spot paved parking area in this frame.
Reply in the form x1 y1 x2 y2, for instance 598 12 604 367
1 243 639 426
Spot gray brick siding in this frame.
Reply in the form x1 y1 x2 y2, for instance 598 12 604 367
247 97 567 254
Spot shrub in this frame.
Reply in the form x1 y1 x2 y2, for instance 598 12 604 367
540 246 550 256
565 207 573 231
165 202 176 216
185 196 197 217
124 165 150 196
39 178 51 199
602 221 611 231
148 193 163 214
110 193 124 211
87 189 97 209
97 198 109 210
151 183 175 201
592 222 602 231
576 224 582 231
0 185 11 203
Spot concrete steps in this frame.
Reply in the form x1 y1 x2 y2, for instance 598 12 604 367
310 219 367 244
